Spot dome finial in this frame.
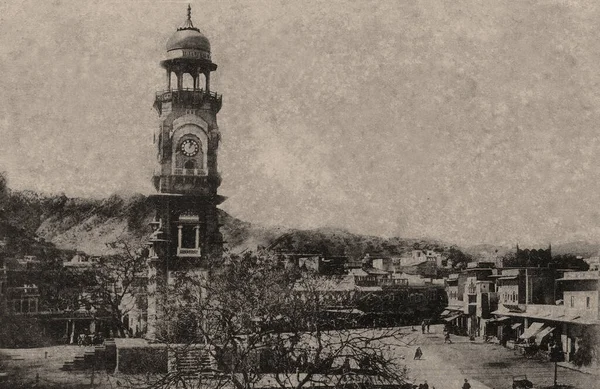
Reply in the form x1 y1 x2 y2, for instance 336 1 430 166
178 3 199 32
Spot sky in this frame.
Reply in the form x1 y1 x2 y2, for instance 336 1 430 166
1 0 600 246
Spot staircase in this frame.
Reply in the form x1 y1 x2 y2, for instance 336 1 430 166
172 346 218 377
61 341 114 372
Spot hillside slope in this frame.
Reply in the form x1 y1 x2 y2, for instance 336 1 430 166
1 187 452 259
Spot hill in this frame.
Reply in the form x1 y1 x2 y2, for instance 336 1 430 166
0 183 453 260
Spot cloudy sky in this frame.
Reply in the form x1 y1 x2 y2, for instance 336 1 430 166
1 0 600 246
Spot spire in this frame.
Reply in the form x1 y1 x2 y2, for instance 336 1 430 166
178 4 200 32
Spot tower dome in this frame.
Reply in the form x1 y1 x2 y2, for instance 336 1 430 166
166 5 211 58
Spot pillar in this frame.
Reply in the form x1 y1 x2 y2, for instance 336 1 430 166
195 225 200 249
561 323 569 361
178 225 183 249
205 72 210 92
65 320 70 342
70 321 76 344
176 72 183 90
166 70 171 90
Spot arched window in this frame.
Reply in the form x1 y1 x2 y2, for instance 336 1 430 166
182 73 194 90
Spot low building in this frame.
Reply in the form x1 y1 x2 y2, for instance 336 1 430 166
63 253 100 268
6 283 39 314
493 270 600 363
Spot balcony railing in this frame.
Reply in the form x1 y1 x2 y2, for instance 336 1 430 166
177 248 201 257
380 279 409 287
154 88 222 113
173 168 207 176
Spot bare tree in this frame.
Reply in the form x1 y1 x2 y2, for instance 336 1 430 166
87 240 148 337
150 252 410 389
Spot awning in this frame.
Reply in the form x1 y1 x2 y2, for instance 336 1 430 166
535 326 555 343
444 314 462 322
512 323 523 330
496 316 510 322
520 322 545 339
440 310 451 316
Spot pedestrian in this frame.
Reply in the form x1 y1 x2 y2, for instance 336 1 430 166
444 331 452 344
462 379 471 389
413 346 423 360
422 380 429 389
421 320 426 334
426 320 431 333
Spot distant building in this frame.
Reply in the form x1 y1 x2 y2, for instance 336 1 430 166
441 262 498 336
371 257 395 273
6 283 39 314
64 253 100 268
513 244 552 266
493 267 556 307
493 270 599 363
584 256 599 271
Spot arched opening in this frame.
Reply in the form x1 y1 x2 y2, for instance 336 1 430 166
196 73 206 91
182 73 194 90
184 160 196 169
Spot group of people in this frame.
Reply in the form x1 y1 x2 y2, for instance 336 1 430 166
410 378 471 389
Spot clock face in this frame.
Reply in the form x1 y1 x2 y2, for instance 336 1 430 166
180 139 199 157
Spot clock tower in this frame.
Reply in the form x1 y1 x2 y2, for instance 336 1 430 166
146 5 224 339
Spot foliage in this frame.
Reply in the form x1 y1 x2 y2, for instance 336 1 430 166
445 246 472 270
0 315 51 348
153 252 409 389
85 241 148 337
572 327 598 367
549 254 589 271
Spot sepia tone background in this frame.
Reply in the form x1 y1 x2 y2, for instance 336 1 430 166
1 0 600 247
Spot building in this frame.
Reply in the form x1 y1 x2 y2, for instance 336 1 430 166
293 270 445 328
492 270 600 362
146 5 225 339
63 253 100 268
493 267 556 306
371 256 395 273
5 283 39 314
441 262 498 336
584 256 599 271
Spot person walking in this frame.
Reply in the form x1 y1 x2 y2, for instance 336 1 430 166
426 320 431 333
413 346 423 360
462 379 471 389
421 320 426 334
444 331 452 344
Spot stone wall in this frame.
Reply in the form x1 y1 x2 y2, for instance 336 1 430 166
114 339 168 374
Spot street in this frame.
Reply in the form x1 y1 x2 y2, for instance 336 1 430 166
396 325 597 389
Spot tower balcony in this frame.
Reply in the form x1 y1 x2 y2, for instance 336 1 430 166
173 168 207 176
154 88 222 114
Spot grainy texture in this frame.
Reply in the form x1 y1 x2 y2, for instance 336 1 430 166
1 1 600 246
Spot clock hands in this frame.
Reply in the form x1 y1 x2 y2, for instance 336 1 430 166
181 140 198 156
